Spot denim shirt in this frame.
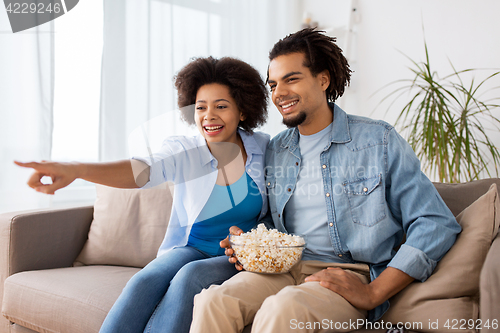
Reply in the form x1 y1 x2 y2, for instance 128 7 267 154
133 129 270 258
263 104 461 321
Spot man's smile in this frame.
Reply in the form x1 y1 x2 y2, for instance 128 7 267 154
279 99 299 114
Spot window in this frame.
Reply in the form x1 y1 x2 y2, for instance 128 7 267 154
50 0 103 206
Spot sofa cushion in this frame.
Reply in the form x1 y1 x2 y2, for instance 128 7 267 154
382 183 500 332
434 178 500 216
2 266 139 333
75 183 173 268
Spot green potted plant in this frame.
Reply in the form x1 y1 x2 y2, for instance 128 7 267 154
378 42 500 183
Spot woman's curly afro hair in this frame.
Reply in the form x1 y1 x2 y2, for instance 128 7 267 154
174 56 268 133
268 27 352 103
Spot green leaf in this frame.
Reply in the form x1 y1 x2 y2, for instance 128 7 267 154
374 39 500 182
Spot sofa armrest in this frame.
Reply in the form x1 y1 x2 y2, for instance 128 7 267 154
0 205 94 333
0 205 94 276
480 231 500 333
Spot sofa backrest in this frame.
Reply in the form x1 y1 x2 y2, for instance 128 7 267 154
74 183 173 268
434 178 500 216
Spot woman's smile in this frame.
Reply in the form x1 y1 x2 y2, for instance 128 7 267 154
203 124 225 135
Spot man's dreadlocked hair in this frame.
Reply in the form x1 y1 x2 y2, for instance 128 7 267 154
268 27 351 103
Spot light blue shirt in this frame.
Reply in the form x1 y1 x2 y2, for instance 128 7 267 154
263 104 461 321
133 129 270 257
285 122 339 262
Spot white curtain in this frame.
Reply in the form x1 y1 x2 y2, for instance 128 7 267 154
0 0 302 213
0 15 54 213
100 0 301 161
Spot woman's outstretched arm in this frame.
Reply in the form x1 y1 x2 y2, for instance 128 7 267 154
14 159 150 194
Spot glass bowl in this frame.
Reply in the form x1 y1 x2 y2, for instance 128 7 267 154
229 234 306 274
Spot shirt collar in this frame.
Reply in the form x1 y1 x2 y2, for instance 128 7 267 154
330 103 351 144
281 103 352 150
239 128 263 156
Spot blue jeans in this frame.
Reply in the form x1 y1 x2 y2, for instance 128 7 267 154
99 246 238 333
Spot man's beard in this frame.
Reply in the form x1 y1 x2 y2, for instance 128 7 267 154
282 111 307 128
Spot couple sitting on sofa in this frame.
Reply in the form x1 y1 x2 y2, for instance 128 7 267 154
15 28 460 333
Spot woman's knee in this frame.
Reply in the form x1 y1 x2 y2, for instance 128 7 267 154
169 261 204 292
126 265 169 290
172 258 237 290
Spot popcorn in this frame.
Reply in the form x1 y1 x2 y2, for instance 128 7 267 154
230 224 305 273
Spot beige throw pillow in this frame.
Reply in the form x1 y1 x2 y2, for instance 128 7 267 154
75 183 173 268
382 184 500 332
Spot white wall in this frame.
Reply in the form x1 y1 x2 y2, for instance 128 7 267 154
302 0 500 180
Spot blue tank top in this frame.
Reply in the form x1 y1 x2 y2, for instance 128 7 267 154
187 172 262 256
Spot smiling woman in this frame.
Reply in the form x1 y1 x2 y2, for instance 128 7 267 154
194 83 245 144
175 56 268 134
93 55 271 333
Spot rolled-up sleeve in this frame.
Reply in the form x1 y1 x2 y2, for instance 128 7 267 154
131 138 177 189
385 128 461 281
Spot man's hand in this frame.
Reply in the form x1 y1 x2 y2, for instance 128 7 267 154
304 266 415 311
220 226 244 270
305 267 377 310
14 160 78 195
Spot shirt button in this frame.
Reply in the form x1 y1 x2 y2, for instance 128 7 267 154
338 254 343 257
322 164 326 169
295 162 299 166
326 193 330 197
329 222 333 227
287 188 292 192
363 187 368 193
267 182 271 186
278 214 281 218
247 169 251 173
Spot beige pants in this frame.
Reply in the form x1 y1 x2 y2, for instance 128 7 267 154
190 261 370 333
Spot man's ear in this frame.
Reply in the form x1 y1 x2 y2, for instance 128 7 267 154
319 70 330 91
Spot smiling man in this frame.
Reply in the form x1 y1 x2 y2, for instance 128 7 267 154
189 28 461 333
267 53 333 135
